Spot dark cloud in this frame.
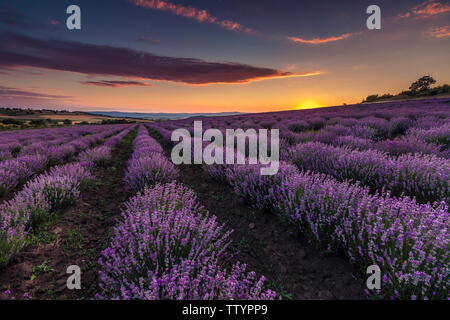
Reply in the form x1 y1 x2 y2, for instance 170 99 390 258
0 85 71 100
0 32 315 85
81 80 152 87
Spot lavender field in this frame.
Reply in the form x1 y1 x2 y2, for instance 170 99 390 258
0 98 449 300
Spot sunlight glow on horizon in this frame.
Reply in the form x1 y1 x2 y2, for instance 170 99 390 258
294 101 324 110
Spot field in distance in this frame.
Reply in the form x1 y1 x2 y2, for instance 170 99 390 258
0 108 148 130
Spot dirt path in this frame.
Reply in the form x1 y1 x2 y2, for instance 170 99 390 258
176 164 366 299
0 130 136 300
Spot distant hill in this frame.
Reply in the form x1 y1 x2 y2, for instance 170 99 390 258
88 111 244 120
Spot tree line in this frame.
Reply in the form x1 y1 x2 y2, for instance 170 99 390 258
363 76 449 103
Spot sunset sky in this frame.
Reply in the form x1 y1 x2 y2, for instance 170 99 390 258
0 0 449 113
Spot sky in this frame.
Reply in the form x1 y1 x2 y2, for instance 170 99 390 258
0 0 449 113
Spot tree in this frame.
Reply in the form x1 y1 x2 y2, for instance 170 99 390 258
30 119 45 125
409 76 436 93
364 94 379 102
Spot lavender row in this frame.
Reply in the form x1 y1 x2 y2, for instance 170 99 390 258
0 125 134 267
205 161 448 299
285 141 450 205
0 162 94 267
148 98 449 142
407 122 450 148
145 123 173 146
97 129 275 299
0 124 121 160
129 119 450 161
287 121 449 158
96 181 276 300
124 125 178 194
77 125 136 166
0 125 129 197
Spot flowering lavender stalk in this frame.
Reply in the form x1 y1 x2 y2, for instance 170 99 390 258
1 290 31 300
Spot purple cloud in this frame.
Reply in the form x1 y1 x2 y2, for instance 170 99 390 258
0 32 317 85
0 85 71 100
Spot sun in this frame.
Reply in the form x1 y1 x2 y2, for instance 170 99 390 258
295 101 323 110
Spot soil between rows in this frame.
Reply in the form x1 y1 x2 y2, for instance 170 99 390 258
0 130 136 300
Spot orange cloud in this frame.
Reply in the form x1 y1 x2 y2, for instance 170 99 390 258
185 71 322 86
398 0 450 19
129 0 254 34
426 25 450 37
287 33 354 44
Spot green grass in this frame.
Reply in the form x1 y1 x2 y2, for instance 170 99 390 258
31 259 54 281
61 227 84 257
